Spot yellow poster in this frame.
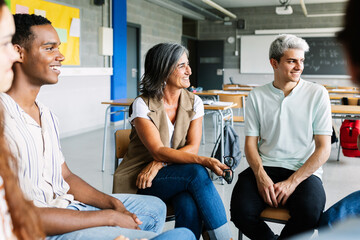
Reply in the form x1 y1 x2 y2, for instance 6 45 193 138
11 0 80 65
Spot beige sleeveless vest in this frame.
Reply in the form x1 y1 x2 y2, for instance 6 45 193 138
113 89 196 193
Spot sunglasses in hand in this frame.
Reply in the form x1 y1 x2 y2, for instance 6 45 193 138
223 156 234 184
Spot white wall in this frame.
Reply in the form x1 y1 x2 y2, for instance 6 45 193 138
37 73 111 138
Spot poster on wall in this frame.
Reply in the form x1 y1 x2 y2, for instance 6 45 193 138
10 0 80 66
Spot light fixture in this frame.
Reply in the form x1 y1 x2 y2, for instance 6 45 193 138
276 0 293 15
300 0 344 18
147 0 205 20
201 0 237 19
178 0 223 21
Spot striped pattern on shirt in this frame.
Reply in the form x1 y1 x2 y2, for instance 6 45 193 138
0 93 74 208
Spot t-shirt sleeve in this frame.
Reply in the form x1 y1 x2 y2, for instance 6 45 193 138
244 91 260 136
192 95 204 120
313 87 332 135
128 97 151 123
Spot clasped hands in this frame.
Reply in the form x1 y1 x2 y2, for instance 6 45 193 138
109 203 143 230
256 173 297 208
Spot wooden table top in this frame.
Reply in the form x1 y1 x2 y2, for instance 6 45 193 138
101 98 134 106
195 90 249 96
102 98 238 110
204 103 237 110
328 89 360 94
223 87 253 91
331 105 360 114
329 94 360 100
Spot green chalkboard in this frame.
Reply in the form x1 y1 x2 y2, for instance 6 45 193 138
303 37 347 75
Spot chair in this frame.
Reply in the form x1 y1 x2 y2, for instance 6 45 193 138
114 129 131 169
336 97 360 161
340 97 360 106
238 206 290 240
218 94 246 124
336 86 358 90
223 84 239 88
114 129 175 222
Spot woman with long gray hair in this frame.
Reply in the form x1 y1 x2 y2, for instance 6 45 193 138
113 43 232 240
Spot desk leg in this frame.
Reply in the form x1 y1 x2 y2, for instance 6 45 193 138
102 105 111 172
123 109 127 129
337 141 341 161
336 119 344 162
202 117 205 145
219 110 225 185
219 110 224 163
230 108 234 126
213 114 218 143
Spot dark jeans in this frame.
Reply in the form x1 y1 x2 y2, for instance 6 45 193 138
138 164 229 239
230 167 326 240
319 190 360 230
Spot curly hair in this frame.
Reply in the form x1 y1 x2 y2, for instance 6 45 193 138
0 2 45 239
140 43 188 100
12 13 51 49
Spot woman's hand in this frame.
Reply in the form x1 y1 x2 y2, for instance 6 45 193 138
204 157 229 176
136 161 163 189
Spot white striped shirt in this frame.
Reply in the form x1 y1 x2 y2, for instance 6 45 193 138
0 177 16 240
0 93 75 208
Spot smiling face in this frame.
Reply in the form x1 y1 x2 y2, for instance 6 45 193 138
166 52 192 90
19 24 64 86
0 6 19 92
271 48 305 84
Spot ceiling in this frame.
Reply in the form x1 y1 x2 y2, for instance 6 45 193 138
150 0 348 21
189 0 347 8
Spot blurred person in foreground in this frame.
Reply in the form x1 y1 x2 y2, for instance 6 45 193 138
0 1 44 239
317 0 360 235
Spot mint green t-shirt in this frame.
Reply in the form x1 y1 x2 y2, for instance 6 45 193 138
245 79 332 179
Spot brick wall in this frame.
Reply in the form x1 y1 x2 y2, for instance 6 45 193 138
127 0 183 75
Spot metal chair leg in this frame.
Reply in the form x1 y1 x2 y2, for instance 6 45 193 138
101 105 111 172
202 117 205 145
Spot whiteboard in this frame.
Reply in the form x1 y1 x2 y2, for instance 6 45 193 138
240 35 278 74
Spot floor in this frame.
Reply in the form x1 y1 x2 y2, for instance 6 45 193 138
61 115 360 240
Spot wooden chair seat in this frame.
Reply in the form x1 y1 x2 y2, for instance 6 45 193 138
233 116 244 123
238 206 290 240
260 206 290 223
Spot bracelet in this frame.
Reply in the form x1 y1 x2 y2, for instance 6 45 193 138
161 162 168 167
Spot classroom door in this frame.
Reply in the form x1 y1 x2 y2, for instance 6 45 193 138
127 24 140 98
197 40 224 90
